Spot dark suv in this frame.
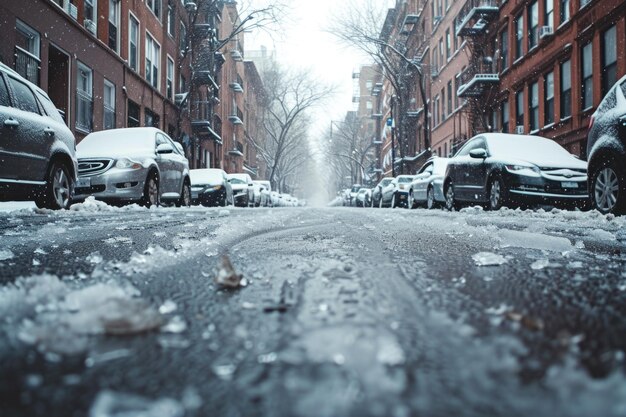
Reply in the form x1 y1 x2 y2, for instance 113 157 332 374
0 63 76 209
587 75 626 214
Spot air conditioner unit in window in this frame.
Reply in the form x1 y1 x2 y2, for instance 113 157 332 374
65 2 78 19
515 125 524 134
84 19 96 35
539 26 553 39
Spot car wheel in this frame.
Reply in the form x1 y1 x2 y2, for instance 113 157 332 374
592 159 625 214
488 175 507 211
37 161 73 210
408 190 415 209
141 172 159 207
427 186 436 210
379 196 383 208
176 182 191 207
445 182 457 211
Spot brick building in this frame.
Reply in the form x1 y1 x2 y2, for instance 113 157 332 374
1 0 193 145
243 60 265 179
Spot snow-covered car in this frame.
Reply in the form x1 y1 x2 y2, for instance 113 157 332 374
270 191 281 207
355 188 371 207
444 133 588 211
254 180 272 207
587 75 626 214
380 175 415 208
348 184 362 206
190 168 233 207
409 157 449 209
75 127 191 207
371 178 393 207
227 173 254 207
0 62 77 210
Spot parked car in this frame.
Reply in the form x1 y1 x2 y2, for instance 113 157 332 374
254 180 272 207
270 191 281 207
348 184 362 206
190 168 233 207
227 173 254 207
380 175 415 208
371 178 393 207
443 133 588 211
75 127 191 207
409 157 449 209
0 62 77 209
587 75 626 214
355 188 371 207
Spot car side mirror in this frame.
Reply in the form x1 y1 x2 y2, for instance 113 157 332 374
156 143 174 154
469 148 487 159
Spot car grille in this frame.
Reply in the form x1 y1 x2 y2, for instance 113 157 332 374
78 159 114 176
75 184 106 194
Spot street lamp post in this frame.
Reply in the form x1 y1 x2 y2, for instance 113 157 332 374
390 97 396 178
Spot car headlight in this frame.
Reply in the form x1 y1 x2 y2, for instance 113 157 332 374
116 158 142 169
505 164 541 176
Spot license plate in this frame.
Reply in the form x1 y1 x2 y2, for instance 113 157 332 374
76 177 91 188
561 182 578 188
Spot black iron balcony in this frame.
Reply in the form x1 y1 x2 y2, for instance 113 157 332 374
456 62 499 98
229 82 243 93
400 14 420 35
193 23 212 39
228 141 244 157
191 120 222 144
455 0 500 37
193 70 219 90
14 46 40 86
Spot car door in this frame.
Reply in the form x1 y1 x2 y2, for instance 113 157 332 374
464 137 489 202
0 73 50 182
165 134 186 192
155 133 176 194
452 139 480 201
414 162 434 201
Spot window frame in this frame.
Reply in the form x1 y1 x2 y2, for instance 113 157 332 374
103 79 116 129
76 61 93 133
129 13 140 72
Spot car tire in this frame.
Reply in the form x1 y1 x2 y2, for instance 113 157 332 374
176 181 191 207
379 196 383 208
445 182 458 211
488 175 507 211
427 186 436 210
408 190 416 209
141 171 160 207
36 161 73 210
391 194 397 208
591 158 625 215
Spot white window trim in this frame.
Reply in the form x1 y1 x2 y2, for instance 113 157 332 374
128 12 140 73
146 0 163 23
145 30 161 91
108 0 121 54
76 61 93 133
84 0 98 34
104 79 116 129
166 55 175 100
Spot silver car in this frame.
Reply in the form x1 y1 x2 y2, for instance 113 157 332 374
409 157 449 209
190 168 233 207
227 173 254 207
0 62 77 209
75 127 191 206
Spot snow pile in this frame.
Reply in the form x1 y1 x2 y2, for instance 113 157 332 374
472 252 508 266
0 275 162 355
69 197 145 212
498 230 572 252
89 390 186 417
0 249 14 261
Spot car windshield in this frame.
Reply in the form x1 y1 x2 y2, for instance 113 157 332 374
486 135 573 162
229 178 247 185
190 169 223 185
351 186 361 192
397 177 413 183
380 179 392 186
78 130 154 154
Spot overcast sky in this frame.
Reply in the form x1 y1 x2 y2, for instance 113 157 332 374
245 0 394 136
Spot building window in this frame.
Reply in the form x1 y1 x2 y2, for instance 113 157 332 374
129 15 139 72
167 3 175 37
179 73 186 93
84 0 97 34
146 33 160 90
167 57 174 100
581 42 593 110
501 100 509 133
560 59 571 119
529 81 539 131
447 81 452 115
545 0 554 28
516 89 524 129
108 0 120 52
104 79 115 129
179 21 187 55
544 71 554 125
441 88 446 119
145 108 160 128
14 20 41 85
76 62 93 132
439 38 444 69
434 95 439 126
515 14 524 60
602 26 617 97
128 100 140 127
445 29 451 60
528 2 538 50
454 75 460 109
500 28 508 72
146 0 161 19
560 0 570 24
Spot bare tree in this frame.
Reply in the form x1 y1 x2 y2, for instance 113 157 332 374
328 0 431 174
249 66 334 190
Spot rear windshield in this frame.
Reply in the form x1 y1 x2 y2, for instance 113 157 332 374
398 177 413 183
190 170 223 185
36 91 65 124
229 178 247 185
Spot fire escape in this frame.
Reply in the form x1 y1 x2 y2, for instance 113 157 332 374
455 0 500 137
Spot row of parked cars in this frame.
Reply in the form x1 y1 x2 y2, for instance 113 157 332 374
0 62 300 210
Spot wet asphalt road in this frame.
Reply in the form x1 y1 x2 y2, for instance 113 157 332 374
1 205 626 417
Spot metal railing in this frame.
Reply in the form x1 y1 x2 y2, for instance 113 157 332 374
14 46 40 86
455 0 500 36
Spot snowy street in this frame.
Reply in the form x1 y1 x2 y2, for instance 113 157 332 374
1 204 626 416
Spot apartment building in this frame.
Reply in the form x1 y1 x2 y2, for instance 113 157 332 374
1 0 193 144
243 61 265 179
456 0 626 157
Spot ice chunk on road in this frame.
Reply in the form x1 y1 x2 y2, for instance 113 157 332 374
89 390 184 417
472 252 508 266
215 255 245 288
158 300 177 314
531 259 550 270
70 196 113 212
0 249 14 261
498 229 572 252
